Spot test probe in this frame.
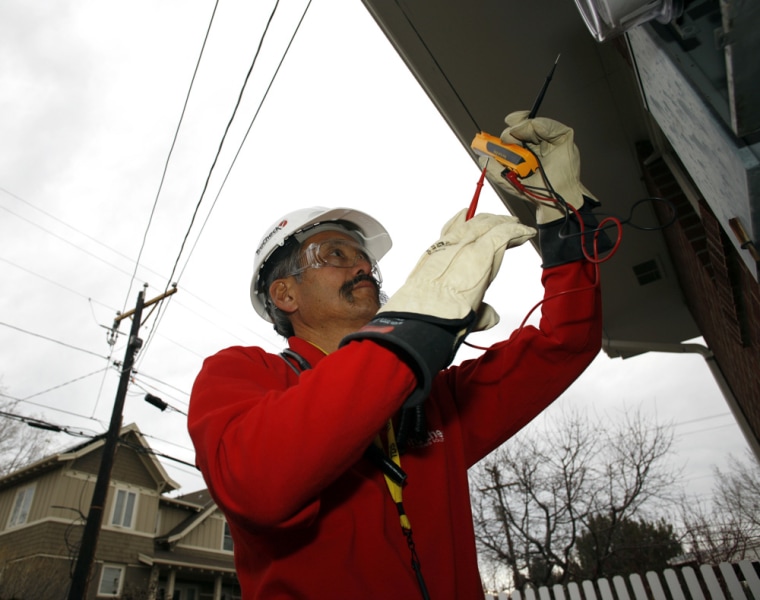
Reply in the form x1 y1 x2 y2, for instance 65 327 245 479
466 54 561 219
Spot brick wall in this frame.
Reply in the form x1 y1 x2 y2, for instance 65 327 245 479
636 142 760 446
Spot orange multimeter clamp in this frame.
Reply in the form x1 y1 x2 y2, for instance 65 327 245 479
470 132 539 178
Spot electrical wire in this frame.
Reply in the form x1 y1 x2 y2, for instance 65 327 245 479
0 205 135 279
0 321 110 360
3 1 326 488
134 0 285 364
0 317 118 424
0 186 163 281
0 195 161 418
133 370 190 399
121 0 221 315
15 367 111 402
161 0 283 293
130 381 188 416
0 256 115 313
119 438 198 469
141 431 196 455
0 29 287 392
0 409 94 438
138 0 313 364
175 0 314 285
1 392 107 429
0 192 278 412
464 147 675 352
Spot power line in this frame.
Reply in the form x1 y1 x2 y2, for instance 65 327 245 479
175 0 314 285
131 376 189 410
120 438 197 470
122 0 222 314
139 0 312 363
0 409 94 438
0 187 150 274
0 204 135 279
1 392 107 428
1 188 280 358
133 370 189 398
0 321 110 360
0 4 304 460
161 0 283 294
17 367 111 402
141 431 195 455
0 255 115 312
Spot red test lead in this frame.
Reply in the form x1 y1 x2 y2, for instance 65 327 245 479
466 163 488 220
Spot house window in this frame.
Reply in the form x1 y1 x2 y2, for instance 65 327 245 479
7 484 35 528
97 564 124 597
110 487 137 528
222 521 234 551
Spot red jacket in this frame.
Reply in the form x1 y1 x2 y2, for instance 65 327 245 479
188 262 601 599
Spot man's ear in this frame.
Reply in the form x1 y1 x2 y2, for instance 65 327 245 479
269 279 297 314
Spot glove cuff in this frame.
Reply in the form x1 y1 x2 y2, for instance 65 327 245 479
339 312 474 407
538 196 613 267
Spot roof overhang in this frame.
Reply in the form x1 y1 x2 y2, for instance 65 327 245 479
360 0 701 356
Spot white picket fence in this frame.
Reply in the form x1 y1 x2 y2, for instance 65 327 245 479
485 560 760 600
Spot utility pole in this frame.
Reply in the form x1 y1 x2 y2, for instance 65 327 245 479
67 284 177 600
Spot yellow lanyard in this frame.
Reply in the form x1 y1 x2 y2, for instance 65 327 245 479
374 419 412 530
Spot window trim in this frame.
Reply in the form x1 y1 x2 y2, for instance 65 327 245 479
109 486 138 529
7 483 36 528
222 520 234 552
97 563 125 598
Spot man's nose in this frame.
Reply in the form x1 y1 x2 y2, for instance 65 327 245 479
351 256 372 276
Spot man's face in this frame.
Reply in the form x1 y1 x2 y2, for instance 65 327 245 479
286 230 382 328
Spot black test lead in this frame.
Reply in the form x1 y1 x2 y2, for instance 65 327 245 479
528 53 561 119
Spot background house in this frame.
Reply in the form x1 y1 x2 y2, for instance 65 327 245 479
0 423 238 600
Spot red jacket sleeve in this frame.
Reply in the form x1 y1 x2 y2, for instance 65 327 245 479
188 340 417 529
438 260 602 466
189 261 600 528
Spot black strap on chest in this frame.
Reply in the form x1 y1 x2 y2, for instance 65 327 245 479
280 348 313 374
279 348 406 486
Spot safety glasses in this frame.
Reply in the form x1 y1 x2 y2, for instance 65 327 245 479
287 238 382 283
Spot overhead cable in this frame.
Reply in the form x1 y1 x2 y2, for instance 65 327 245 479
0 409 96 439
162 0 284 292
139 0 313 363
175 0 314 284
0 321 109 360
121 0 222 314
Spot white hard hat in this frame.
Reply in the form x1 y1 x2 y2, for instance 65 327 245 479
250 207 392 321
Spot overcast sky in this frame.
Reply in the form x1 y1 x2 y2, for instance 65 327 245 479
0 0 751 506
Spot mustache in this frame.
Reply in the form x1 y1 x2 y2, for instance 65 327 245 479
340 274 381 299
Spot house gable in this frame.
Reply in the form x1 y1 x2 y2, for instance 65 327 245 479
156 497 231 554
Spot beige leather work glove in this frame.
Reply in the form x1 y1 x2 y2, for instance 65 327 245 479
341 209 535 407
379 208 536 330
480 111 597 224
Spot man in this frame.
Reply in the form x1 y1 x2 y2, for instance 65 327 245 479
188 112 604 599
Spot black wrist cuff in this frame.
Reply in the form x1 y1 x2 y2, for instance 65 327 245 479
340 312 474 407
538 196 613 267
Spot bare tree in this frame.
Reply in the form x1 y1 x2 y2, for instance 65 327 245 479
469 406 680 590
0 395 52 477
0 548 65 600
680 451 760 563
